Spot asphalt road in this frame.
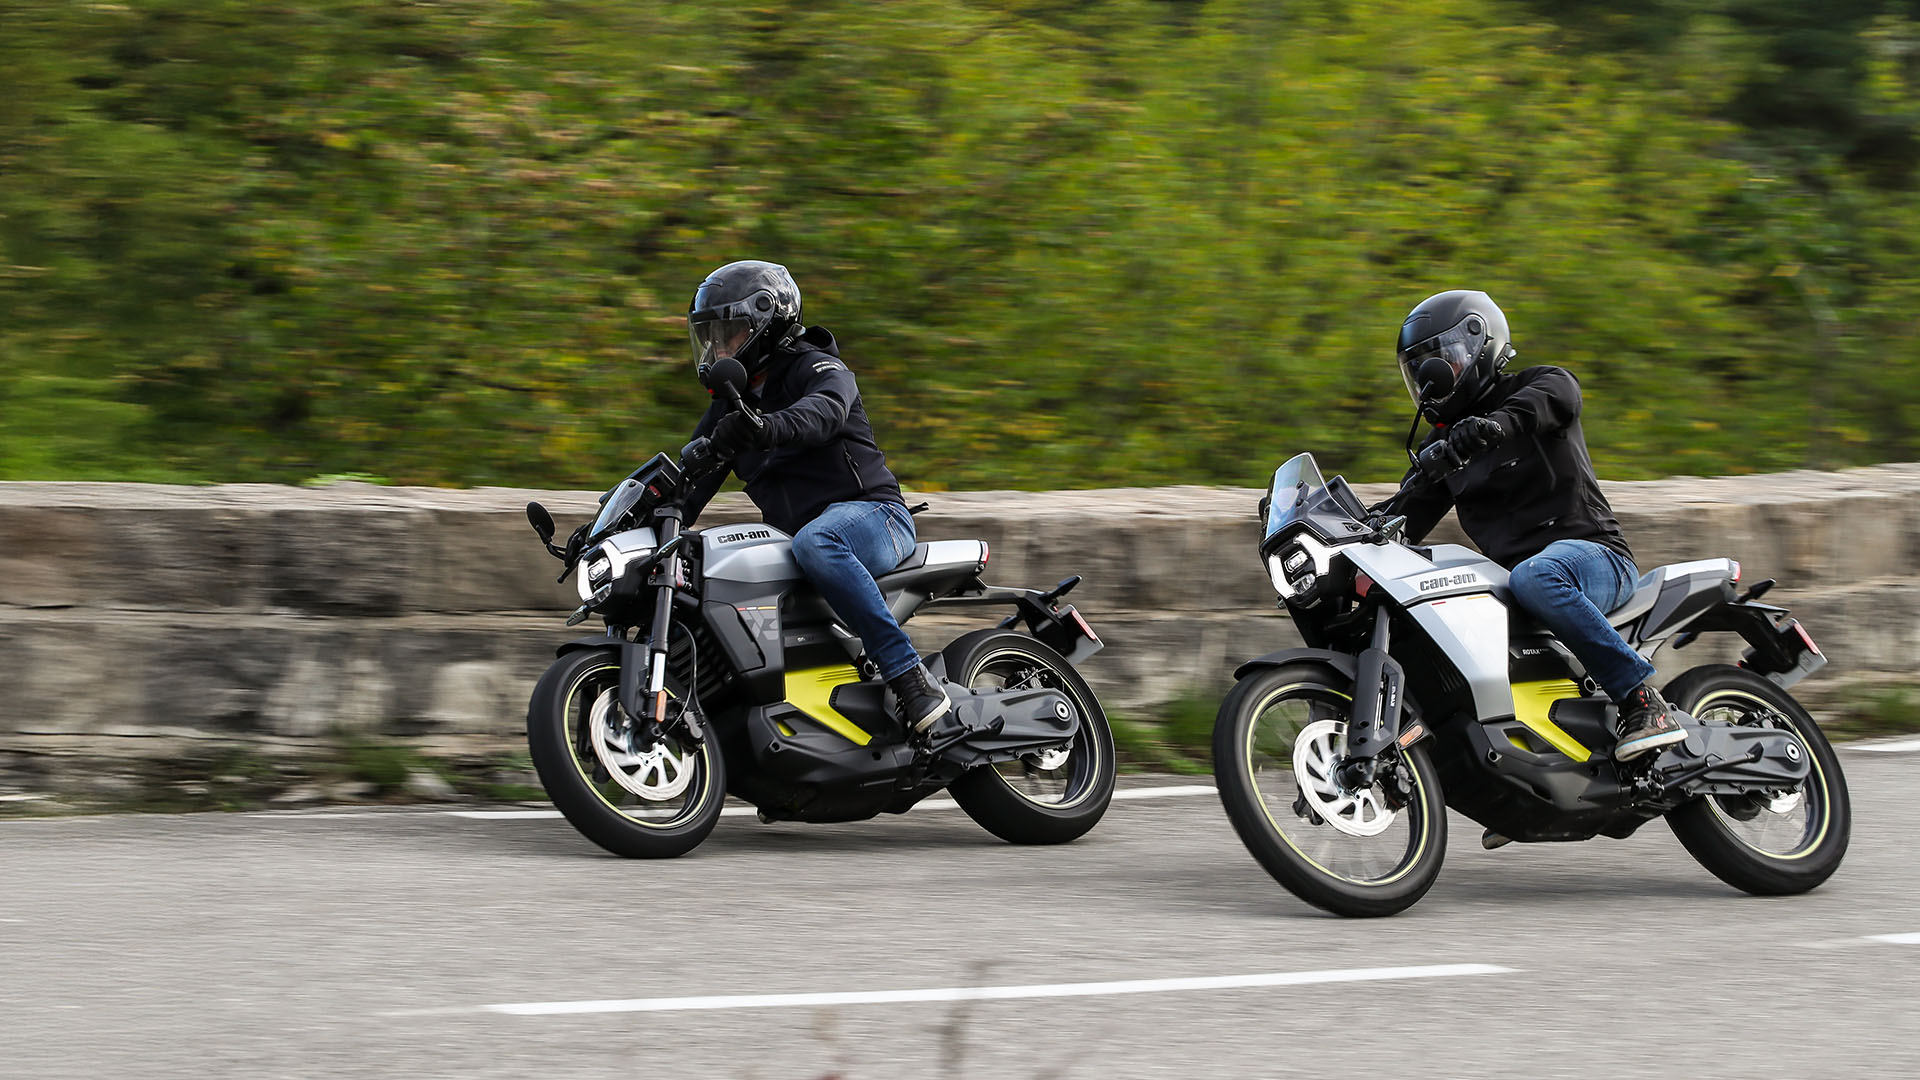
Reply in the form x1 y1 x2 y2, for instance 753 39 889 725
5 746 1918 1080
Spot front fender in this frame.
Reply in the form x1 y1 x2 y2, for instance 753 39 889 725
555 635 623 659
1232 647 1427 747
1232 647 1361 683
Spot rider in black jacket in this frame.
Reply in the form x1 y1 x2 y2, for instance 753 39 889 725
1374 291 1686 762
679 260 949 733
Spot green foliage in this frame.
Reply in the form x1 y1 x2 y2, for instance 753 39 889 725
5 0 1920 490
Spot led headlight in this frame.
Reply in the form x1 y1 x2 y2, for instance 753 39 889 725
586 552 612 588
1267 533 1334 601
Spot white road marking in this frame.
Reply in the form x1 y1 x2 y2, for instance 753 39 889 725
1849 736 1920 753
1868 933 1920 944
478 963 1513 1017
443 784 1218 820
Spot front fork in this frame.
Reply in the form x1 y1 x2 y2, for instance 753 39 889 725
1336 606 1409 795
617 509 705 742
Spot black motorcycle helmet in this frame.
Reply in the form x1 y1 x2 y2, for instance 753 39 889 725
1396 290 1514 424
687 260 803 380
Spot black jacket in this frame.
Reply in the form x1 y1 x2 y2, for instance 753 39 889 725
1380 365 1632 570
683 326 904 535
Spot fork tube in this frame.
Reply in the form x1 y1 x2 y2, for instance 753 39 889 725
644 509 684 724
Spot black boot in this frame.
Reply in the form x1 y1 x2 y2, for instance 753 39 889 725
1614 683 1687 761
888 663 952 734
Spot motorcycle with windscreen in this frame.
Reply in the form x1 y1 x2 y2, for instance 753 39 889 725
519 357 1115 858
1212 452 1848 916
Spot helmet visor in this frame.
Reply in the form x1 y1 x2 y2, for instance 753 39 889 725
689 314 759 375
1398 318 1486 409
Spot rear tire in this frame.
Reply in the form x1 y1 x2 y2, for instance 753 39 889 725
1664 665 1849 896
1213 663 1447 917
944 631 1116 845
527 648 726 858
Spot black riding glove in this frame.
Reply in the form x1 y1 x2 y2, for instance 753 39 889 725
1417 416 1504 481
709 410 769 458
1447 415 1504 458
680 436 722 476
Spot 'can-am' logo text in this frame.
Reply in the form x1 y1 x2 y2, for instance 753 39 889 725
720 528 773 544
1419 573 1479 592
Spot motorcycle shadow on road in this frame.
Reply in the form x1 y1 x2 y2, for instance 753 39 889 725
451 813 1011 860
1166 852 1735 920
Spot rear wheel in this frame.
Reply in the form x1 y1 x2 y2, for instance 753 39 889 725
527 648 726 858
1213 663 1446 917
945 631 1116 845
1664 665 1849 895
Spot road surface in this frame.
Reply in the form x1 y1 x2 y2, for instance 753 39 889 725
4 746 1918 1079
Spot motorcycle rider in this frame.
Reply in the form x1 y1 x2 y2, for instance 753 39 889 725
677 260 952 734
1373 290 1687 761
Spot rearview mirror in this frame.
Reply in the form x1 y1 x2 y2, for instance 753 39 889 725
525 502 555 544
1415 356 1456 403
703 356 750 396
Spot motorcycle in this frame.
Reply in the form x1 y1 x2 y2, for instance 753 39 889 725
1213 450 1849 916
520 357 1115 858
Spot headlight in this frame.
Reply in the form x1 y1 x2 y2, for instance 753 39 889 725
1267 533 1334 601
586 552 612 588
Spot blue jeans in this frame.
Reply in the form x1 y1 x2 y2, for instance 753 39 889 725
1507 539 1657 701
790 499 921 682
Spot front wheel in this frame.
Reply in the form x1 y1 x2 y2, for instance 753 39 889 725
1212 663 1447 917
944 631 1116 845
1664 665 1850 896
527 648 727 858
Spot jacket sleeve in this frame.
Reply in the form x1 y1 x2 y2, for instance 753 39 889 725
1486 366 1581 440
1372 461 1455 546
681 402 728 528
762 357 857 447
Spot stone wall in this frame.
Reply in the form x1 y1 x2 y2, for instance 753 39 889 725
4 466 1916 778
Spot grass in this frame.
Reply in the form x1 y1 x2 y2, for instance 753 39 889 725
1111 689 1220 775
1819 684 1920 743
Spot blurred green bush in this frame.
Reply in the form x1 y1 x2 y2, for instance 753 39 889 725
3 0 1918 490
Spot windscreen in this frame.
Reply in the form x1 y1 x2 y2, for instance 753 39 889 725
1264 452 1327 546
590 478 647 541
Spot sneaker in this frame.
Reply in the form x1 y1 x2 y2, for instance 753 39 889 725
1614 683 1688 761
887 663 952 733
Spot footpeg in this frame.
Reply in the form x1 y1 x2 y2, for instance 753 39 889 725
1482 829 1513 851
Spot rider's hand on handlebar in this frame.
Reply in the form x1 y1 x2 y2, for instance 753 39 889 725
1448 416 1503 457
680 436 723 476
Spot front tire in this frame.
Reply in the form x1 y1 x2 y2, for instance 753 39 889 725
944 631 1116 845
1213 663 1447 917
527 648 726 858
1664 665 1849 896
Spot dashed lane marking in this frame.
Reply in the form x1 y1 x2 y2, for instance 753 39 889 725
1868 933 1920 944
463 963 1513 1017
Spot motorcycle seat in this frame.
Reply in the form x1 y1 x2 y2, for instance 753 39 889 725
876 540 990 619
1606 558 1739 629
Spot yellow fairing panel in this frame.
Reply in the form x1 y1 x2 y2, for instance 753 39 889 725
1510 679 1592 762
784 665 872 746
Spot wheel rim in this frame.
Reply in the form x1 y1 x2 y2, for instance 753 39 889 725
968 647 1103 810
562 662 712 828
1244 683 1429 886
1692 689 1830 860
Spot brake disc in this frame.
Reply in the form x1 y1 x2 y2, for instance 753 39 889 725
589 688 696 801
1292 718 1396 837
